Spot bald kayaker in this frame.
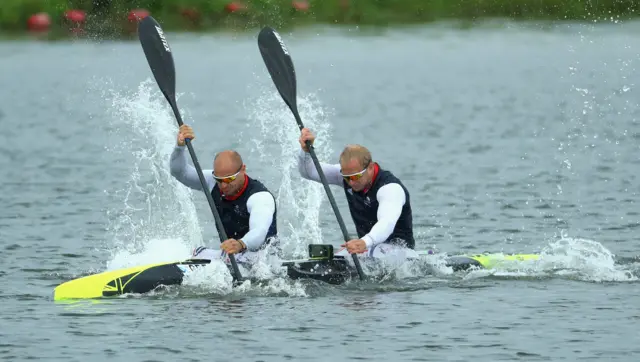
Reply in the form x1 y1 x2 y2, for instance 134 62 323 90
170 124 279 262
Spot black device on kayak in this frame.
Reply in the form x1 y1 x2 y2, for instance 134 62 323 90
308 244 334 260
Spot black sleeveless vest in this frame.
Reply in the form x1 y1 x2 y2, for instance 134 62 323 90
211 176 278 248
342 165 414 249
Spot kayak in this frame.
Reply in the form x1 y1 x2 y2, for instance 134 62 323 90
52 244 540 301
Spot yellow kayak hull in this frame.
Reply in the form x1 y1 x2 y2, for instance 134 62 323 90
53 260 199 301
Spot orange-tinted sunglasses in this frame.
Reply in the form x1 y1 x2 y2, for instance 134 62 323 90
340 166 368 182
212 166 243 184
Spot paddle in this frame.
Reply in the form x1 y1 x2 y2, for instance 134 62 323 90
137 16 243 284
257 26 366 281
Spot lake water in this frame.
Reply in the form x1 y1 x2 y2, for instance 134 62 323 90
1 19 639 361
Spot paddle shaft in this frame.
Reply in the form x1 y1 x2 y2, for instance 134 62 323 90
258 26 365 280
137 16 242 282
255 26 365 280
292 112 366 279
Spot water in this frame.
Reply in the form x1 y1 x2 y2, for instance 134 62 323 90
2 20 640 361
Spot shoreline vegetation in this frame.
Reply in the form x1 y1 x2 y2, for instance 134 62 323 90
1 0 639 39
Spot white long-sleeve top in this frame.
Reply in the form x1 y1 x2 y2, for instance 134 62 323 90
296 149 406 249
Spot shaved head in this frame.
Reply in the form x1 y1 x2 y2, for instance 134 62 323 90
212 150 246 197
214 150 243 170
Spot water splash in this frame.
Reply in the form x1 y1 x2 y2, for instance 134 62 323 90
101 79 203 266
178 248 309 298
459 235 637 283
181 261 235 295
538 236 637 282
243 87 336 258
106 238 192 270
182 264 309 298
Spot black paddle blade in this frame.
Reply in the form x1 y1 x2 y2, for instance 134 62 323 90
138 16 180 120
258 26 298 115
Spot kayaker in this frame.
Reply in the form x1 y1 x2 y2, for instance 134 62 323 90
297 128 415 257
170 124 279 262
